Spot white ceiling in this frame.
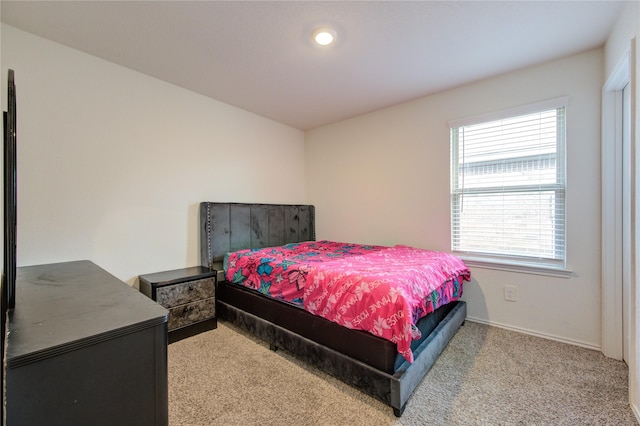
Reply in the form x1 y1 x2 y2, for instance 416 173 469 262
0 1 628 130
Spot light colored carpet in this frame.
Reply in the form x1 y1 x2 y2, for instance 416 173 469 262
168 321 637 425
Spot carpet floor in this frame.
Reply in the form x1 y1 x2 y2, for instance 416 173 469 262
168 320 637 425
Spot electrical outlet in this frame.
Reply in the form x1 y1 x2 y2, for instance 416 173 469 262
504 285 517 302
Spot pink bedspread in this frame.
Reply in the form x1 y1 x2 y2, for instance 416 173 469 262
224 241 470 363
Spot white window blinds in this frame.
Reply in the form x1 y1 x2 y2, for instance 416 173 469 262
449 98 567 268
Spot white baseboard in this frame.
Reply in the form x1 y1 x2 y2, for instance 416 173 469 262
465 316 601 352
632 402 640 424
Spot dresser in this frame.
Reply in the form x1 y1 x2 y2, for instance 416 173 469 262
139 266 216 342
5 260 169 426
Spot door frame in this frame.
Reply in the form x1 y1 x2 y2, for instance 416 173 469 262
602 49 630 360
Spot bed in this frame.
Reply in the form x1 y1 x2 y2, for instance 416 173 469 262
200 202 469 416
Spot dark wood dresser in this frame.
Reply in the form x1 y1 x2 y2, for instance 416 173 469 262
5 260 169 426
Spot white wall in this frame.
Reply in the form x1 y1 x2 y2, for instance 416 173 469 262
605 1 639 79
306 49 604 349
0 24 306 285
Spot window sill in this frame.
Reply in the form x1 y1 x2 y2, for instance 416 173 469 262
459 256 574 278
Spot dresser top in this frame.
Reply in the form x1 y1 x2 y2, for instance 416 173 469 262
6 260 168 368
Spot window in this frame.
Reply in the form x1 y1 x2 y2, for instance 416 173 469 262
449 97 568 273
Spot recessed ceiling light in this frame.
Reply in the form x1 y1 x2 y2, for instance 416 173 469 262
312 28 336 46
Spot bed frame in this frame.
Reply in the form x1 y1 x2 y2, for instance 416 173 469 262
199 202 466 416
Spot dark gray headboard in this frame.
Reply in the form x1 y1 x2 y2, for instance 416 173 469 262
199 202 316 268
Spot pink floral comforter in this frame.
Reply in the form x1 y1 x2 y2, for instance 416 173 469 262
224 241 470 363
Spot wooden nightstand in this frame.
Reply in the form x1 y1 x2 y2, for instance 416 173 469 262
139 266 216 342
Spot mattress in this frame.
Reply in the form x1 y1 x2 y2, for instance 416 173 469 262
223 240 470 363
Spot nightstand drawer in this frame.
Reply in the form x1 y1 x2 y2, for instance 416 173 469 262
168 297 215 331
156 277 215 308
139 266 217 341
